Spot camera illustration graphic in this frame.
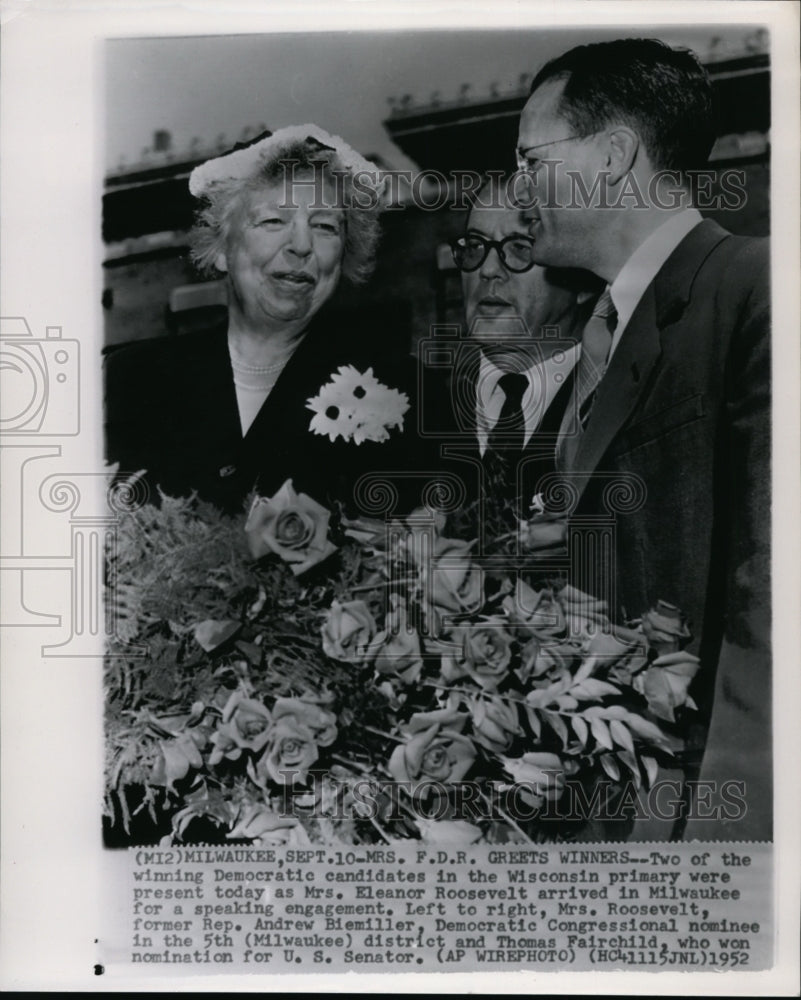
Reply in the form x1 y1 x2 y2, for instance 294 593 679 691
0 317 80 435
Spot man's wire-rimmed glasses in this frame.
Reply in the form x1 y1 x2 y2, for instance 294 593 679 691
515 130 604 173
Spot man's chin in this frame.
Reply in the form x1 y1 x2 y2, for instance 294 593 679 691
467 312 531 342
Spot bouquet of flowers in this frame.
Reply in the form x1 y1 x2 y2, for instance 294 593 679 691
105 480 699 847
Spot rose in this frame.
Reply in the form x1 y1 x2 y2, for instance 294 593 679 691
441 619 513 691
468 696 521 752
273 695 337 748
571 629 648 689
152 732 204 790
502 579 566 637
254 820 312 846
637 650 700 722
366 598 423 684
321 599 377 663
500 751 566 801
578 630 644 676
416 818 484 845
425 537 482 615
388 723 476 792
518 514 568 551
256 718 319 786
405 703 467 734
641 600 691 655
209 692 273 764
517 637 576 683
556 584 611 638
245 479 336 575
227 804 310 846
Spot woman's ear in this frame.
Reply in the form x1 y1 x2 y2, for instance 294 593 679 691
606 126 639 184
214 250 228 273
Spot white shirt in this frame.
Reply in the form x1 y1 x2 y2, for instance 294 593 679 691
607 207 703 358
475 344 580 455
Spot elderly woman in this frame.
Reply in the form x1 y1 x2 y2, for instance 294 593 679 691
105 125 416 513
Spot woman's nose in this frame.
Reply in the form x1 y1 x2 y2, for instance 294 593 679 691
286 217 313 256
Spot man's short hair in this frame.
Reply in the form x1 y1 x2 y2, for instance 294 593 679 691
529 37 715 172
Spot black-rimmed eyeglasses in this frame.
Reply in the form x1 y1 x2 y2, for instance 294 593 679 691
450 234 537 273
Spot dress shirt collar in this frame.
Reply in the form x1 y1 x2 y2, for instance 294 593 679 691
608 207 703 354
475 343 580 454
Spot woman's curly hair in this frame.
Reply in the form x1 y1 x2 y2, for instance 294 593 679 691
189 139 382 285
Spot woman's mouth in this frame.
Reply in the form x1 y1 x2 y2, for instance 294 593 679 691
271 270 315 287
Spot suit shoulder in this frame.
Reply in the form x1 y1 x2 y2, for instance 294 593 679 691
710 231 769 277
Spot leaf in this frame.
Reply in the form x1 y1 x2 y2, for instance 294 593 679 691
589 716 613 751
598 704 628 720
235 640 263 664
543 711 569 747
616 749 641 789
574 656 596 683
609 719 635 754
599 754 620 781
622 711 672 748
156 734 202 790
194 619 241 653
641 754 659 788
571 678 621 700
525 705 542 738
642 654 700 721
571 715 589 747
652 650 700 667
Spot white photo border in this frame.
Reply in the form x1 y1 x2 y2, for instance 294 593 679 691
0 0 798 993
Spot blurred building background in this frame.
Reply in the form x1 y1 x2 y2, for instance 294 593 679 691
102 33 770 351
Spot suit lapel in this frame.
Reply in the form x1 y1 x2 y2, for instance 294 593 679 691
568 219 732 501
571 286 662 484
239 323 327 452
447 344 482 459
180 324 242 453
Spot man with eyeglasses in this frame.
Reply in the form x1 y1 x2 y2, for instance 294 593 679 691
435 173 600 518
516 37 770 842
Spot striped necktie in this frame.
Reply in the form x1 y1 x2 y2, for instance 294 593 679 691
486 371 528 458
556 288 617 471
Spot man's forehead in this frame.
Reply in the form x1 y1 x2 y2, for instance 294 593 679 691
467 200 531 235
519 76 570 141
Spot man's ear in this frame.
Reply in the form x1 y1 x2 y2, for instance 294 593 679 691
605 126 640 184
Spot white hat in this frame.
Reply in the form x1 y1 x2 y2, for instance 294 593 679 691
189 123 385 201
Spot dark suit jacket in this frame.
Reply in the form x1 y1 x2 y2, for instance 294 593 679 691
104 308 431 517
562 219 771 840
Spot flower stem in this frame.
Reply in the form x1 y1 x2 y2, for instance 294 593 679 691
368 815 392 843
361 725 404 743
478 788 534 845
330 754 372 774
421 681 529 708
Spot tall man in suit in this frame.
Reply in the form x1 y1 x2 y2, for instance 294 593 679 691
425 174 600 522
517 37 770 840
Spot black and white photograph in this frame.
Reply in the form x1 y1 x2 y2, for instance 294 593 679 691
1 1 799 992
